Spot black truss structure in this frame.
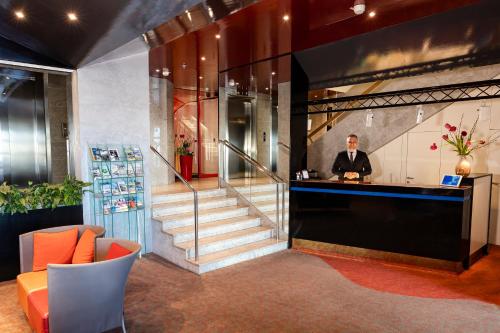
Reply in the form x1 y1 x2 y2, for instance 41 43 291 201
304 78 500 115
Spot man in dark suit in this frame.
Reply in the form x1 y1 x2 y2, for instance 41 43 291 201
332 134 372 181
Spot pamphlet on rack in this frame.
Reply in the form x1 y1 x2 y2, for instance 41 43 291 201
108 148 121 161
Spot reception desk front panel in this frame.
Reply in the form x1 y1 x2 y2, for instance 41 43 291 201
289 181 472 265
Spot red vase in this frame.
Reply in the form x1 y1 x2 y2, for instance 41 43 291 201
180 155 193 181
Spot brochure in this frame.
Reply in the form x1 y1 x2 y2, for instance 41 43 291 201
135 164 144 176
108 148 121 161
111 198 128 213
132 146 143 160
111 163 127 177
124 147 135 161
111 183 121 196
127 164 135 176
128 180 136 194
103 200 111 215
117 181 128 194
135 180 144 192
101 165 111 178
100 149 110 161
90 147 102 161
92 167 101 178
102 183 111 196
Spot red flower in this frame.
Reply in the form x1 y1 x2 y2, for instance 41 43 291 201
479 139 486 144
461 131 467 137
444 123 451 130
442 134 449 140
449 126 457 132
466 140 471 146
430 143 438 150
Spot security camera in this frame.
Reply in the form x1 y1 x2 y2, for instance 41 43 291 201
351 0 366 15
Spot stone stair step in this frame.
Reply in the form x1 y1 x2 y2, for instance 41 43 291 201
156 206 250 229
176 226 274 258
166 215 262 243
152 188 227 205
188 239 288 274
233 183 283 194
254 199 289 212
152 196 237 217
242 190 289 203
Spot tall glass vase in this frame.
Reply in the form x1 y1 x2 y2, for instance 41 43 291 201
455 155 471 177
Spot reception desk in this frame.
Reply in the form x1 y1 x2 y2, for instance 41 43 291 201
289 179 486 270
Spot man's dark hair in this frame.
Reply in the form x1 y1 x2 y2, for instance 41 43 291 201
347 134 358 140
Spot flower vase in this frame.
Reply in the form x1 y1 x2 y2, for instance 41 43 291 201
180 155 193 181
455 155 471 177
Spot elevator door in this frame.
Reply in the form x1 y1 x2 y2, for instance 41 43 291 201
0 70 47 186
227 96 256 178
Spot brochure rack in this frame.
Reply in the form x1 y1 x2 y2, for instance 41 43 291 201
88 144 146 252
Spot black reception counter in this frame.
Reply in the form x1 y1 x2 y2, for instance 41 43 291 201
289 180 473 269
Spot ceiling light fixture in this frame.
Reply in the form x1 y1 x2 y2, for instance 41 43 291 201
215 34 221 39
265 87 269 90
162 68 170 76
67 12 78 21
201 56 206 61
14 10 25 19
199 76 203 80
369 11 376 18
271 72 276 76
351 0 365 15
282 14 290 22
155 69 160 73
185 10 192 22
208 6 214 18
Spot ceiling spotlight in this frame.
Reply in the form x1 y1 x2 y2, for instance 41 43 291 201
271 72 276 76
282 14 290 22
229 79 235 87
67 12 78 21
181 62 187 70
236 82 240 86
215 34 221 39
199 76 203 80
155 69 160 73
205 87 209 92
369 11 376 18
14 10 25 19
265 87 269 91
162 68 170 76
201 56 206 61
351 0 365 15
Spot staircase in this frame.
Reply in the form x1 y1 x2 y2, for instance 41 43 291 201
151 184 289 274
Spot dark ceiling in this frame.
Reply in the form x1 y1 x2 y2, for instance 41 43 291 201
0 0 201 68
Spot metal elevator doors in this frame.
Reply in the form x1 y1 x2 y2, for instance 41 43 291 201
0 70 47 186
227 96 256 179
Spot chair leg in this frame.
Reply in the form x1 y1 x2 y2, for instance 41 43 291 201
122 314 127 333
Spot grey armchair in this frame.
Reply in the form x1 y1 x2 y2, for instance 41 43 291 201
47 238 141 333
19 224 106 273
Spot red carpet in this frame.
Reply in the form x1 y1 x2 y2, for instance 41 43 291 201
300 246 500 305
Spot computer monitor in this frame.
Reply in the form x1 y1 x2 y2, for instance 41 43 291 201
440 174 463 187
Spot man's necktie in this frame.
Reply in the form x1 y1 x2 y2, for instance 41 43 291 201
349 152 354 163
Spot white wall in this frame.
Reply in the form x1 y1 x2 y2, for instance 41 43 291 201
72 38 152 251
369 97 500 245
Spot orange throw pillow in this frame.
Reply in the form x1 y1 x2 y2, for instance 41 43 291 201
32 228 78 271
105 243 132 260
72 229 97 264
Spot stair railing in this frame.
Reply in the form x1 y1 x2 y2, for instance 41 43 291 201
218 139 287 240
150 146 199 261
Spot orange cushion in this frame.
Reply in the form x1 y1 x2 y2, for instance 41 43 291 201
17 271 48 318
33 228 78 271
28 289 49 333
72 229 97 264
105 243 132 260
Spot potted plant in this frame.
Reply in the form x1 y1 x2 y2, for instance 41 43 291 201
176 135 195 181
430 115 499 176
0 176 90 281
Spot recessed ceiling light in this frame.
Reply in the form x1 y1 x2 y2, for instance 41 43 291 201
199 76 203 80
201 56 206 61
265 87 269 90
67 12 78 21
369 11 376 18
215 34 221 39
271 72 276 76
314 95 318 98
14 10 25 19
155 69 160 73
283 14 290 22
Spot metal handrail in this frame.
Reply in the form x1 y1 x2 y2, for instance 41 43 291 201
277 141 290 151
150 146 199 261
219 140 285 183
218 139 286 240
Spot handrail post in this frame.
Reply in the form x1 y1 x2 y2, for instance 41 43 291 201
194 191 199 261
282 182 286 233
275 183 279 241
